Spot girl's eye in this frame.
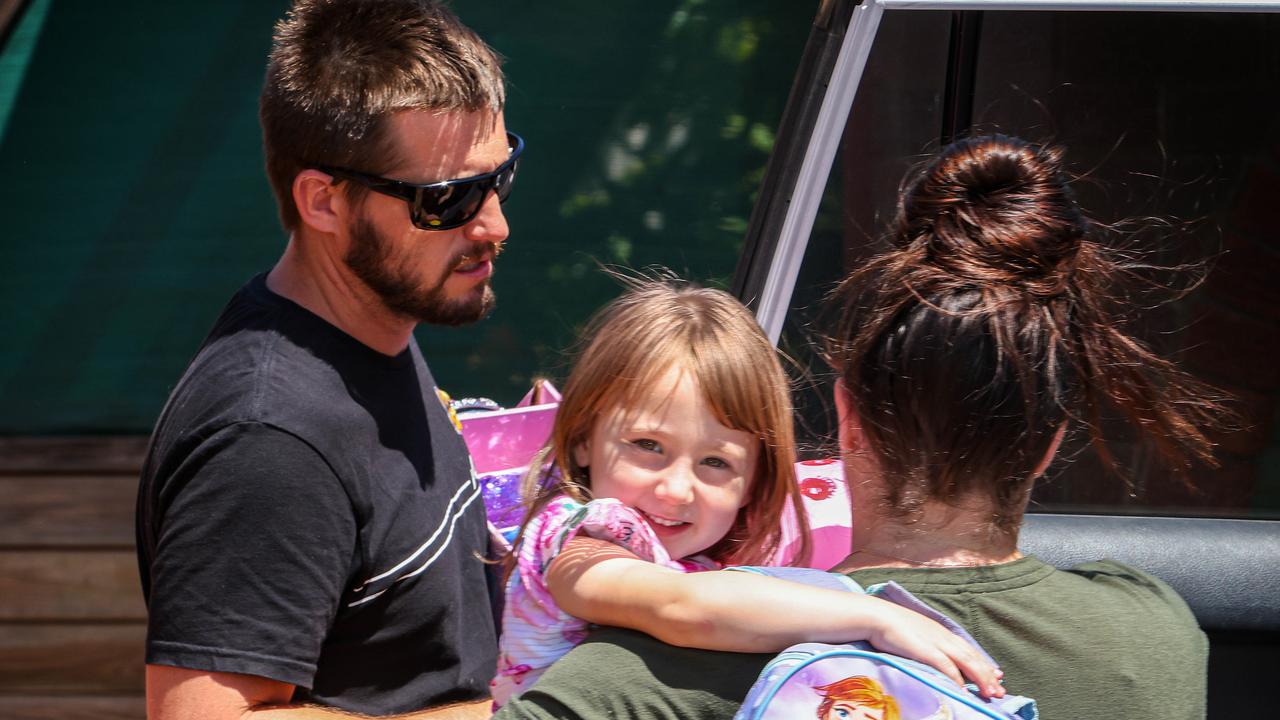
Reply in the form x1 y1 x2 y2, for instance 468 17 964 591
630 438 661 453
702 456 730 469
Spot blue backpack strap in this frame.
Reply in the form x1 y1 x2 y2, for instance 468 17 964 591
726 565 865 594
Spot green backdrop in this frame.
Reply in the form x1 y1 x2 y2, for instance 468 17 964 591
0 1 813 434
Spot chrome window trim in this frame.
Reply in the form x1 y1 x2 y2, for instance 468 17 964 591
754 0 1280 344
755 0 883 344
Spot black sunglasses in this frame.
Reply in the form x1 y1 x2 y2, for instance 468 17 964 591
319 131 523 231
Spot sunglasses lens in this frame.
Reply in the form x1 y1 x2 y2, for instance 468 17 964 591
414 180 489 230
407 144 518 230
495 160 517 203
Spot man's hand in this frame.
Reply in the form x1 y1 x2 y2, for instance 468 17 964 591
147 665 492 719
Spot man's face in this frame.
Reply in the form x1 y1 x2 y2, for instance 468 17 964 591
344 110 511 326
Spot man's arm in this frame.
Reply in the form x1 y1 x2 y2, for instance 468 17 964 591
147 665 492 720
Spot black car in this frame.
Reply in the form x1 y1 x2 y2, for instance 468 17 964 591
732 2 1280 717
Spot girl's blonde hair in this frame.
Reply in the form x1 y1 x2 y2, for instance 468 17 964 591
513 277 809 567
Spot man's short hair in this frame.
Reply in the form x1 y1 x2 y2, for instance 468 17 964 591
260 0 505 231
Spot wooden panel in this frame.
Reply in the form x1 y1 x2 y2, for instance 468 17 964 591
0 696 145 720
0 552 144 621
0 476 136 547
0 437 147 474
0 624 144 694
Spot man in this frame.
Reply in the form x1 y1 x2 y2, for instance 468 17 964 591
135 1 517 716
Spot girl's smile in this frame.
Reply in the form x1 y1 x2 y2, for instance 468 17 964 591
573 364 758 561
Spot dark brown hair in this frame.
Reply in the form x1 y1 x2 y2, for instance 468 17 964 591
824 135 1227 533
260 0 505 231
511 278 809 568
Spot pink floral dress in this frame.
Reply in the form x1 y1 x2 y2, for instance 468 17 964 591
490 495 718 706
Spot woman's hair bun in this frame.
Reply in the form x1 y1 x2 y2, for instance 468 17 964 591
895 134 1090 297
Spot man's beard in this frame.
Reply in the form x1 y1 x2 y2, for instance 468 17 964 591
344 218 496 327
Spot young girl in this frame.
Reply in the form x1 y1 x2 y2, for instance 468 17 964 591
491 279 1003 706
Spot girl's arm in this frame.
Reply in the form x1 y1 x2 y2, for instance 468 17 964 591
545 536 1004 698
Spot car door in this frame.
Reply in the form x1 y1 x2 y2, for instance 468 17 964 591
733 2 1280 716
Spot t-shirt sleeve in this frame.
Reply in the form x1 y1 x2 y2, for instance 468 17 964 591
536 497 680 569
144 422 357 688
513 497 687 614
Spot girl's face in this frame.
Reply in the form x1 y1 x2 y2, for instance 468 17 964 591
573 364 757 560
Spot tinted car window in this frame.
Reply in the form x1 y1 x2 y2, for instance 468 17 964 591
779 10 1280 520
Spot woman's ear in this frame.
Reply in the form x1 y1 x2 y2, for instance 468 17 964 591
833 377 864 457
1030 422 1069 479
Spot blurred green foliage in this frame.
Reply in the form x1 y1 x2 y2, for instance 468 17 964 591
441 1 813 403
0 0 812 433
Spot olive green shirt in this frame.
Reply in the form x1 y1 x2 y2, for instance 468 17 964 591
493 556 1206 719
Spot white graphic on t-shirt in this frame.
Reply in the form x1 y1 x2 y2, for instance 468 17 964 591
347 472 482 607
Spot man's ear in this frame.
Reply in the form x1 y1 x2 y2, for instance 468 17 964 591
292 169 348 235
833 378 865 457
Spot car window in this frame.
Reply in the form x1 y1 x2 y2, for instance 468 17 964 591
776 9 1280 520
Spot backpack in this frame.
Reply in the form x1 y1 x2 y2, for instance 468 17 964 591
730 567 1038 720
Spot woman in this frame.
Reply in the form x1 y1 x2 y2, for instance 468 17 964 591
823 134 1225 719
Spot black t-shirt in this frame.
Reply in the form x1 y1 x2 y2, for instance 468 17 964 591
137 274 497 715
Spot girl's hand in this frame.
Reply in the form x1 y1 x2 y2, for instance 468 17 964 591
861 598 1006 699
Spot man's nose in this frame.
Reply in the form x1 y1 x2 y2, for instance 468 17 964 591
463 192 509 245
